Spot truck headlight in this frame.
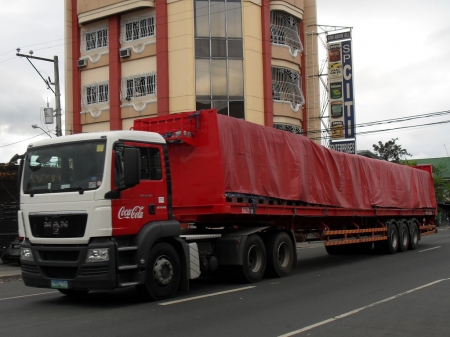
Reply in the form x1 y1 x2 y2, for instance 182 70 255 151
20 248 34 261
86 248 110 263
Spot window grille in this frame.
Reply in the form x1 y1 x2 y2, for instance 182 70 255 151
272 67 305 110
125 73 156 100
86 29 108 51
274 123 303 135
125 16 155 41
86 83 109 105
270 11 303 55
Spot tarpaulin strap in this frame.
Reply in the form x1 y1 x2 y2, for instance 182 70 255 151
251 197 258 215
189 111 202 132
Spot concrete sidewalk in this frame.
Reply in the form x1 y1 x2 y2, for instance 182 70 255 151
0 260 21 282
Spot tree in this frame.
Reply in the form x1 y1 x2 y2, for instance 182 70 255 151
432 162 450 203
372 138 412 163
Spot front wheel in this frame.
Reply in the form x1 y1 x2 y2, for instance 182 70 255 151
136 242 181 301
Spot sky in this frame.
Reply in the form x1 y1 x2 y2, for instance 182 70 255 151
0 0 449 163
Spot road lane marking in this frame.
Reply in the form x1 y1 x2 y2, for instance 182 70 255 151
278 278 450 337
418 246 441 253
159 286 256 306
0 291 57 301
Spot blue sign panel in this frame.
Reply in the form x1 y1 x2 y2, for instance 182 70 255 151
341 40 355 139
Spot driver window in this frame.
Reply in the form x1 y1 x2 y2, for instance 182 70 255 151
139 147 162 180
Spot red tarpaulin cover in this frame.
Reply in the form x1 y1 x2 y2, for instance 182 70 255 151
216 114 436 210
135 110 437 211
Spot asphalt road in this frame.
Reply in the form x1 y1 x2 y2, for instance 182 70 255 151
1 229 449 337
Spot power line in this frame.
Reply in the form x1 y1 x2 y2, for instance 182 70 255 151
308 118 450 142
0 131 55 149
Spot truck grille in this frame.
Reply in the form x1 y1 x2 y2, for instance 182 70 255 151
42 266 78 279
80 265 109 277
21 264 40 274
39 250 80 262
29 214 87 238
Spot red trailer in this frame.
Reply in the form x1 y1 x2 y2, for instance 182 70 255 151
19 109 436 300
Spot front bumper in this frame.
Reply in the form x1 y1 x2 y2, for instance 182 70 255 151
21 238 117 290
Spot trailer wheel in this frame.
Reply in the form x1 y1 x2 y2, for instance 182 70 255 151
265 232 294 277
397 221 409 252
386 221 399 254
408 221 419 250
136 242 181 301
240 234 266 283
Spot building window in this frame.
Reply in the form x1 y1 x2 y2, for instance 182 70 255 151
86 28 108 51
194 0 245 119
270 11 303 56
125 73 156 100
272 67 305 111
86 83 109 105
125 16 155 41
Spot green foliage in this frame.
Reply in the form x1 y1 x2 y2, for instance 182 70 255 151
433 162 450 203
372 138 412 163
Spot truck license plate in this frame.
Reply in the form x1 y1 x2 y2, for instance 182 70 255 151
51 280 68 289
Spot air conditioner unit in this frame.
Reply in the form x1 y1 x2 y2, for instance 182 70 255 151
120 48 131 58
77 58 88 68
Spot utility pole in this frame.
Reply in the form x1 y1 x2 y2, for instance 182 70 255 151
16 49 62 137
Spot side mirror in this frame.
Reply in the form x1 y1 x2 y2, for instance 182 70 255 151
123 148 140 187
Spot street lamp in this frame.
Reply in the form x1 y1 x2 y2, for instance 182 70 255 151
17 49 62 137
31 124 53 138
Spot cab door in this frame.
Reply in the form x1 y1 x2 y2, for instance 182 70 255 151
112 143 170 236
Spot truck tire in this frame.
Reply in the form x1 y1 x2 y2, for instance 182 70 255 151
386 221 399 254
265 232 294 278
397 221 409 252
408 220 419 250
240 234 266 283
374 221 399 254
136 242 181 301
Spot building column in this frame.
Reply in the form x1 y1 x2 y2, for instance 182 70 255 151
261 0 273 127
109 16 122 130
300 19 307 136
156 0 169 116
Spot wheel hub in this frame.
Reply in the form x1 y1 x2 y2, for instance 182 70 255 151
153 257 173 286
277 242 290 268
247 245 262 272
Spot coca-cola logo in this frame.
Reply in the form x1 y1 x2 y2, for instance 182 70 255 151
118 206 144 219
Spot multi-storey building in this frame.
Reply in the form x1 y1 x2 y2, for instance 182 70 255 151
64 0 320 139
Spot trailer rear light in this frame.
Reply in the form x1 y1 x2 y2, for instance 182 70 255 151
86 248 110 263
20 248 34 261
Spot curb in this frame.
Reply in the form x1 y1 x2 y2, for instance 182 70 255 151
0 274 22 283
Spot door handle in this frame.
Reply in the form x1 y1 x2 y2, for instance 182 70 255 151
149 204 156 214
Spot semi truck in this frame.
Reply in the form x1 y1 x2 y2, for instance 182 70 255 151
17 109 437 300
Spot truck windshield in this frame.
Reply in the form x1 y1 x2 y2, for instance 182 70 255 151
22 140 107 194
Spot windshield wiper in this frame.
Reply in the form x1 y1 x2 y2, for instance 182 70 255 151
51 186 85 194
28 188 53 197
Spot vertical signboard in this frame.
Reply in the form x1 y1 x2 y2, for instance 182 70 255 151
327 31 356 154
